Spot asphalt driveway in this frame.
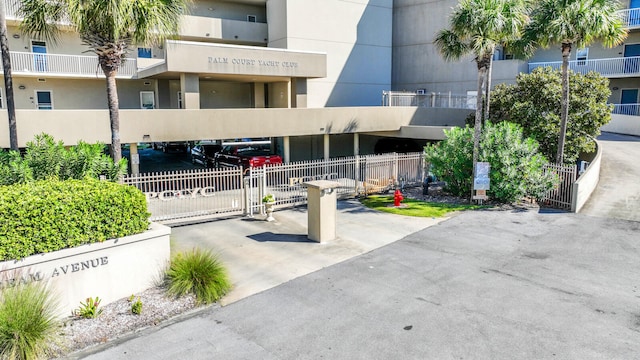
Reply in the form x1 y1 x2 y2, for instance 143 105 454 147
80 208 640 360
581 132 640 222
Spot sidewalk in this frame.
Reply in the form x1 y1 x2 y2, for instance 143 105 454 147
170 199 448 305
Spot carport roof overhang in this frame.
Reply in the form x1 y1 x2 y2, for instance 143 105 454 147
137 40 327 82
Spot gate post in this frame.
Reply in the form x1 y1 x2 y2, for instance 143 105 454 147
260 165 267 215
243 176 251 217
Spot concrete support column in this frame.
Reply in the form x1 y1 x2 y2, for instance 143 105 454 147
283 136 291 163
180 73 200 109
323 134 330 160
268 81 291 108
294 78 307 108
353 133 360 156
253 82 265 108
129 143 140 175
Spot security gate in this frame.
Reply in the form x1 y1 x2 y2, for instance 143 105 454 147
540 163 578 210
122 168 245 223
123 153 425 224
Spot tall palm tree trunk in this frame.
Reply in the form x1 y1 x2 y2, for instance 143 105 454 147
556 42 572 164
484 49 495 124
471 56 488 202
0 2 18 151
104 70 121 163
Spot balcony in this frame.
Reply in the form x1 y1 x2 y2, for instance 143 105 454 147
179 15 268 45
528 56 640 78
3 0 19 20
612 103 640 116
618 8 640 30
382 91 477 109
5 52 137 79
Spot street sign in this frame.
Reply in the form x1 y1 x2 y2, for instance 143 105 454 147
473 162 490 190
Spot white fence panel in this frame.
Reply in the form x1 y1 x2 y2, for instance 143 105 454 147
123 153 579 222
528 56 640 77
122 168 244 222
382 91 476 109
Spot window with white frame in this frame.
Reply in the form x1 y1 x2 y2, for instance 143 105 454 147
140 91 155 109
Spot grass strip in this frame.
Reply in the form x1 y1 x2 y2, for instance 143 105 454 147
360 195 488 217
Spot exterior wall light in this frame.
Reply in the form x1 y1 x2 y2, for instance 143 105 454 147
18 85 26 90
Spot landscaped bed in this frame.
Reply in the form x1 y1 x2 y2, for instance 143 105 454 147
360 194 487 217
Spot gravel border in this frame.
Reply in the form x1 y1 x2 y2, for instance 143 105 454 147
51 287 199 358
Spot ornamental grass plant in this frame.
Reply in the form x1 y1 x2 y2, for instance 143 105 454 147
0 282 60 360
166 249 232 305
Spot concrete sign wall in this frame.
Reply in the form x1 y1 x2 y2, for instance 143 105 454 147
0 223 171 318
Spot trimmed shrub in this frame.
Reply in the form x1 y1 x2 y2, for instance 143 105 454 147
0 179 149 261
425 122 557 203
0 281 60 360
166 249 232 305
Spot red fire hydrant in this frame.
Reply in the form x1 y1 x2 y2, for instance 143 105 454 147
394 189 404 207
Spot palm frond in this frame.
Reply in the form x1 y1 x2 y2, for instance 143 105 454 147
434 29 469 61
17 0 66 45
531 0 627 49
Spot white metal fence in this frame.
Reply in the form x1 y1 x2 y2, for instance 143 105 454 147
382 91 477 109
124 153 424 223
619 8 640 29
5 52 137 78
612 103 640 116
122 168 245 222
123 153 578 223
247 153 424 217
528 56 640 77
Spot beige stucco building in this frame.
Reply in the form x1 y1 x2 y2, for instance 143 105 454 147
1 0 463 169
2 0 639 171
392 0 640 136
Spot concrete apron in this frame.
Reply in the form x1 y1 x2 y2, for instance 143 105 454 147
170 200 448 305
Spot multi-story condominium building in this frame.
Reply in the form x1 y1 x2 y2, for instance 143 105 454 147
0 0 466 173
3 0 637 173
392 0 640 136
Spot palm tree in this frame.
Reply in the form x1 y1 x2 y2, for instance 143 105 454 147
17 0 190 163
0 0 18 151
526 0 627 164
434 0 528 200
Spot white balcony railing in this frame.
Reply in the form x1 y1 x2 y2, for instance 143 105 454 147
528 56 640 77
382 91 477 109
612 104 640 116
3 0 19 19
618 8 640 29
4 52 137 78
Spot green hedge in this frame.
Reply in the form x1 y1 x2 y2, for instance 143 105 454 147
0 179 150 261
